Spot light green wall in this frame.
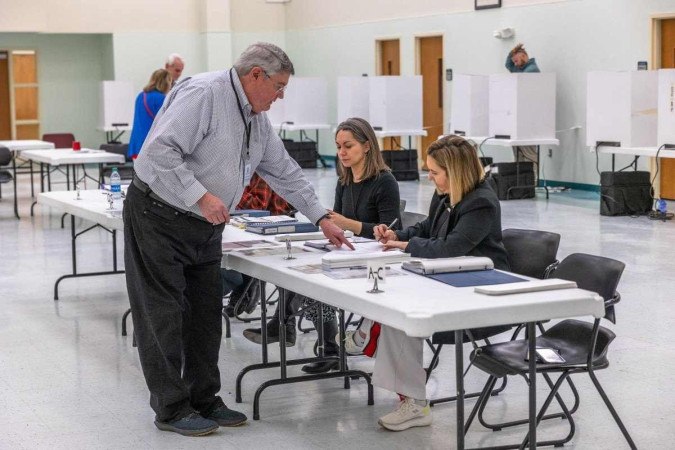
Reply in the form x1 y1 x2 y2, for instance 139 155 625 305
0 33 111 147
111 32 208 91
203 32 234 72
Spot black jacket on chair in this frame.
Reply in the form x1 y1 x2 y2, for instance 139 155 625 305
397 182 510 272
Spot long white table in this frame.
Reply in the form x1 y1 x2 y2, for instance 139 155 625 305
0 139 55 219
38 190 124 300
593 144 675 170
24 148 125 218
465 136 560 199
35 190 605 448
225 236 603 449
272 122 332 168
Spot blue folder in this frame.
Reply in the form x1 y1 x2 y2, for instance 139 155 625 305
231 209 269 217
245 222 319 235
428 270 526 288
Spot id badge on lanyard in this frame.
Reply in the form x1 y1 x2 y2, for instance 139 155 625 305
243 160 252 187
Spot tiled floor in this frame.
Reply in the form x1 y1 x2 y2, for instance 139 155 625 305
1 167 673 449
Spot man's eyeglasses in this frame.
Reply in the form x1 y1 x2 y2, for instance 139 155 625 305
262 70 286 94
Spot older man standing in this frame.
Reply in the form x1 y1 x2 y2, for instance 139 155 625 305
124 42 351 437
165 53 185 84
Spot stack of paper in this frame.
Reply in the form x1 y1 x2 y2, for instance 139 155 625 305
321 243 411 270
239 215 297 225
401 256 494 275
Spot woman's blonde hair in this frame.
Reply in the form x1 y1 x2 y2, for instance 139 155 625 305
335 117 390 185
427 135 484 205
143 69 173 94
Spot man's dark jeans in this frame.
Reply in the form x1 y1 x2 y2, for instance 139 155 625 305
124 183 226 422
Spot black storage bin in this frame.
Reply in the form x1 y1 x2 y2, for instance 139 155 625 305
282 139 318 169
382 149 419 181
479 156 493 167
489 162 535 200
600 171 652 216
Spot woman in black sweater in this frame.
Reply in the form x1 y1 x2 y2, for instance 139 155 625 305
244 117 401 374
352 135 509 432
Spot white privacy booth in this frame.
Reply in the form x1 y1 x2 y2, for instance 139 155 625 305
368 75 423 133
586 70 658 148
336 76 370 123
98 81 135 143
450 74 489 137
265 77 330 168
658 69 675 147
488 73 556 140
266 77 328 129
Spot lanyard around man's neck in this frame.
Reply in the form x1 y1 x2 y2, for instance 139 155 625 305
229 68 251 158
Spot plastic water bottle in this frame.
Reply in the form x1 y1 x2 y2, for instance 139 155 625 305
110 167 122 201
657 198 667 214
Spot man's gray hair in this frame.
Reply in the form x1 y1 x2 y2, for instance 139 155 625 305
233 42 295 76
166 53 184 66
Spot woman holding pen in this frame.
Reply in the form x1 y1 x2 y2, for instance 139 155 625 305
243 117 401 374
346 135 510 431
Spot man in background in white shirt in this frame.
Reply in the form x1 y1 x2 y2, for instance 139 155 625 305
165 53 185 84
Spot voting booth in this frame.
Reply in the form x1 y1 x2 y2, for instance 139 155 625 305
98 81 135 130
367 76 423 181
451 74 489 137
489 73 556 140
266 77 328 168
267 77 328 127
586 70 658 147
658 69 675 147
368 76 423 132
337 76 370 123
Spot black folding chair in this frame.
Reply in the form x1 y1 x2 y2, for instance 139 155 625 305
465 253 636 449
425 228 561 407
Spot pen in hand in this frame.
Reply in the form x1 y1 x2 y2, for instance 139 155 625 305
377 218 399 244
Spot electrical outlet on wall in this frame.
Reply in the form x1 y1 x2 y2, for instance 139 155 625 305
548 148 553 158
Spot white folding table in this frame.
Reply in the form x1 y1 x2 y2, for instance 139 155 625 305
37 189 124 301
225 242 603 449
23 148 125 217
593 144 675 169
465 136 560 199
375 129 428 181
0 139 55 219
273 122 332 168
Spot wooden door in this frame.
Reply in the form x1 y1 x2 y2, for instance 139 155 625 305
12 51 39 140
0 51 11 140
419 36 443 166
660 19 675 199
378 39 400 150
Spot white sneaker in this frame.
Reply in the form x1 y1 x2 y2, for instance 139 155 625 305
378 397 432 431
339 329 369 355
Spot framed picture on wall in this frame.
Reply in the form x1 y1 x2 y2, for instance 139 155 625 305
475 0 501 10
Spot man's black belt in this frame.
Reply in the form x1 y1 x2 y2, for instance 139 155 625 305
132 177 212 224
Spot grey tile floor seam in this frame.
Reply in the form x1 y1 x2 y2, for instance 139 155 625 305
0 168 673 449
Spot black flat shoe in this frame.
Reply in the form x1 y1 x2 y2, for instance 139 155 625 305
301 358 341 374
